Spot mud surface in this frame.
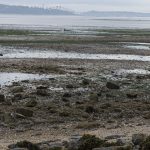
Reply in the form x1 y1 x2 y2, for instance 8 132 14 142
0 29 150 149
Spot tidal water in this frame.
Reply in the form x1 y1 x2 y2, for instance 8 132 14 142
0 15 150 29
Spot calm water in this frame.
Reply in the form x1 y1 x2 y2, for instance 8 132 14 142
0 72 64 86
2 50 150 62
0 15 150 29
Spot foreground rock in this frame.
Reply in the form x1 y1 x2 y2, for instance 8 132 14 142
8 133 150 150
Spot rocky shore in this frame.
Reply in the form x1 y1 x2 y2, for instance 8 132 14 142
0 29 150 149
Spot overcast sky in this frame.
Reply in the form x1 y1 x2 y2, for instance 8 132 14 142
0 0 150 12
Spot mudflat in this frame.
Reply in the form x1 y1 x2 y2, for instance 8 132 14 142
0 29 150 149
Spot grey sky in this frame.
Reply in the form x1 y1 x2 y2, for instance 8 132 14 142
0 0 150 12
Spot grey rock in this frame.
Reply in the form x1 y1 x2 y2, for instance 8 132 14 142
132 134 146 145
93 145 132 150
37 89 49 96
25 99 37 107
106 82 120 89
0 94 5 102
16 108 33 117
11 86 24 93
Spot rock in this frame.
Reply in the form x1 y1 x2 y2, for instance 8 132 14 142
12 113 26 119
12 93 23 101
0 53 3 56
126 93 137 99
36 85 48 90
85 106 96 114
9 148 28 150
77 134 105 150
11 86 24 93
106 82 120 90
105 135 125 140
132 134 146 145
89 93 99 102
37 89 49 96
1 113 15 123
82 78 90 85
25 99 37 107
93 145 132 150
8 141 40 150
36 85 49 96
38 141 64 150
116 138 127 146
63 93 72 98
16 108 33 117
67 135 82 150
0 94 5 102
66 84 74 88
143 113 150 119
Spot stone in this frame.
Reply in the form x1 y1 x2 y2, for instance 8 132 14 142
67 135 82 150
0 53 3 56
36 85 48 90
2 113 15 123
63 93 72 98
85 106 96 114
106 82 120 90
25 99 37 107
126 93 137 99
132 134 146 145
9 148 28 150
66 84 74 88
8 141 40 150
16 108 33 117
12 93 23 101
37 89 49 96
82 78 90 85
93 145 132 150
11 86 24 93
0 94 5 102
105 135 125 140
89 93 99 101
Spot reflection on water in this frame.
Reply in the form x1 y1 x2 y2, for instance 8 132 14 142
0 15 150 29
114 69 150 76
0 72 57 86
124 45 150 50
2 50 150 62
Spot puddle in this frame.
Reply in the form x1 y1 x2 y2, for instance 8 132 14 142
114 69 150 76
124 45 150 50
1 50 150 62
0 72 60 86
49 87 63 91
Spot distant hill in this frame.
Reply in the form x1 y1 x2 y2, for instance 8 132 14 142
0 4 150 17
0 4 74 15
80 11 150 17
